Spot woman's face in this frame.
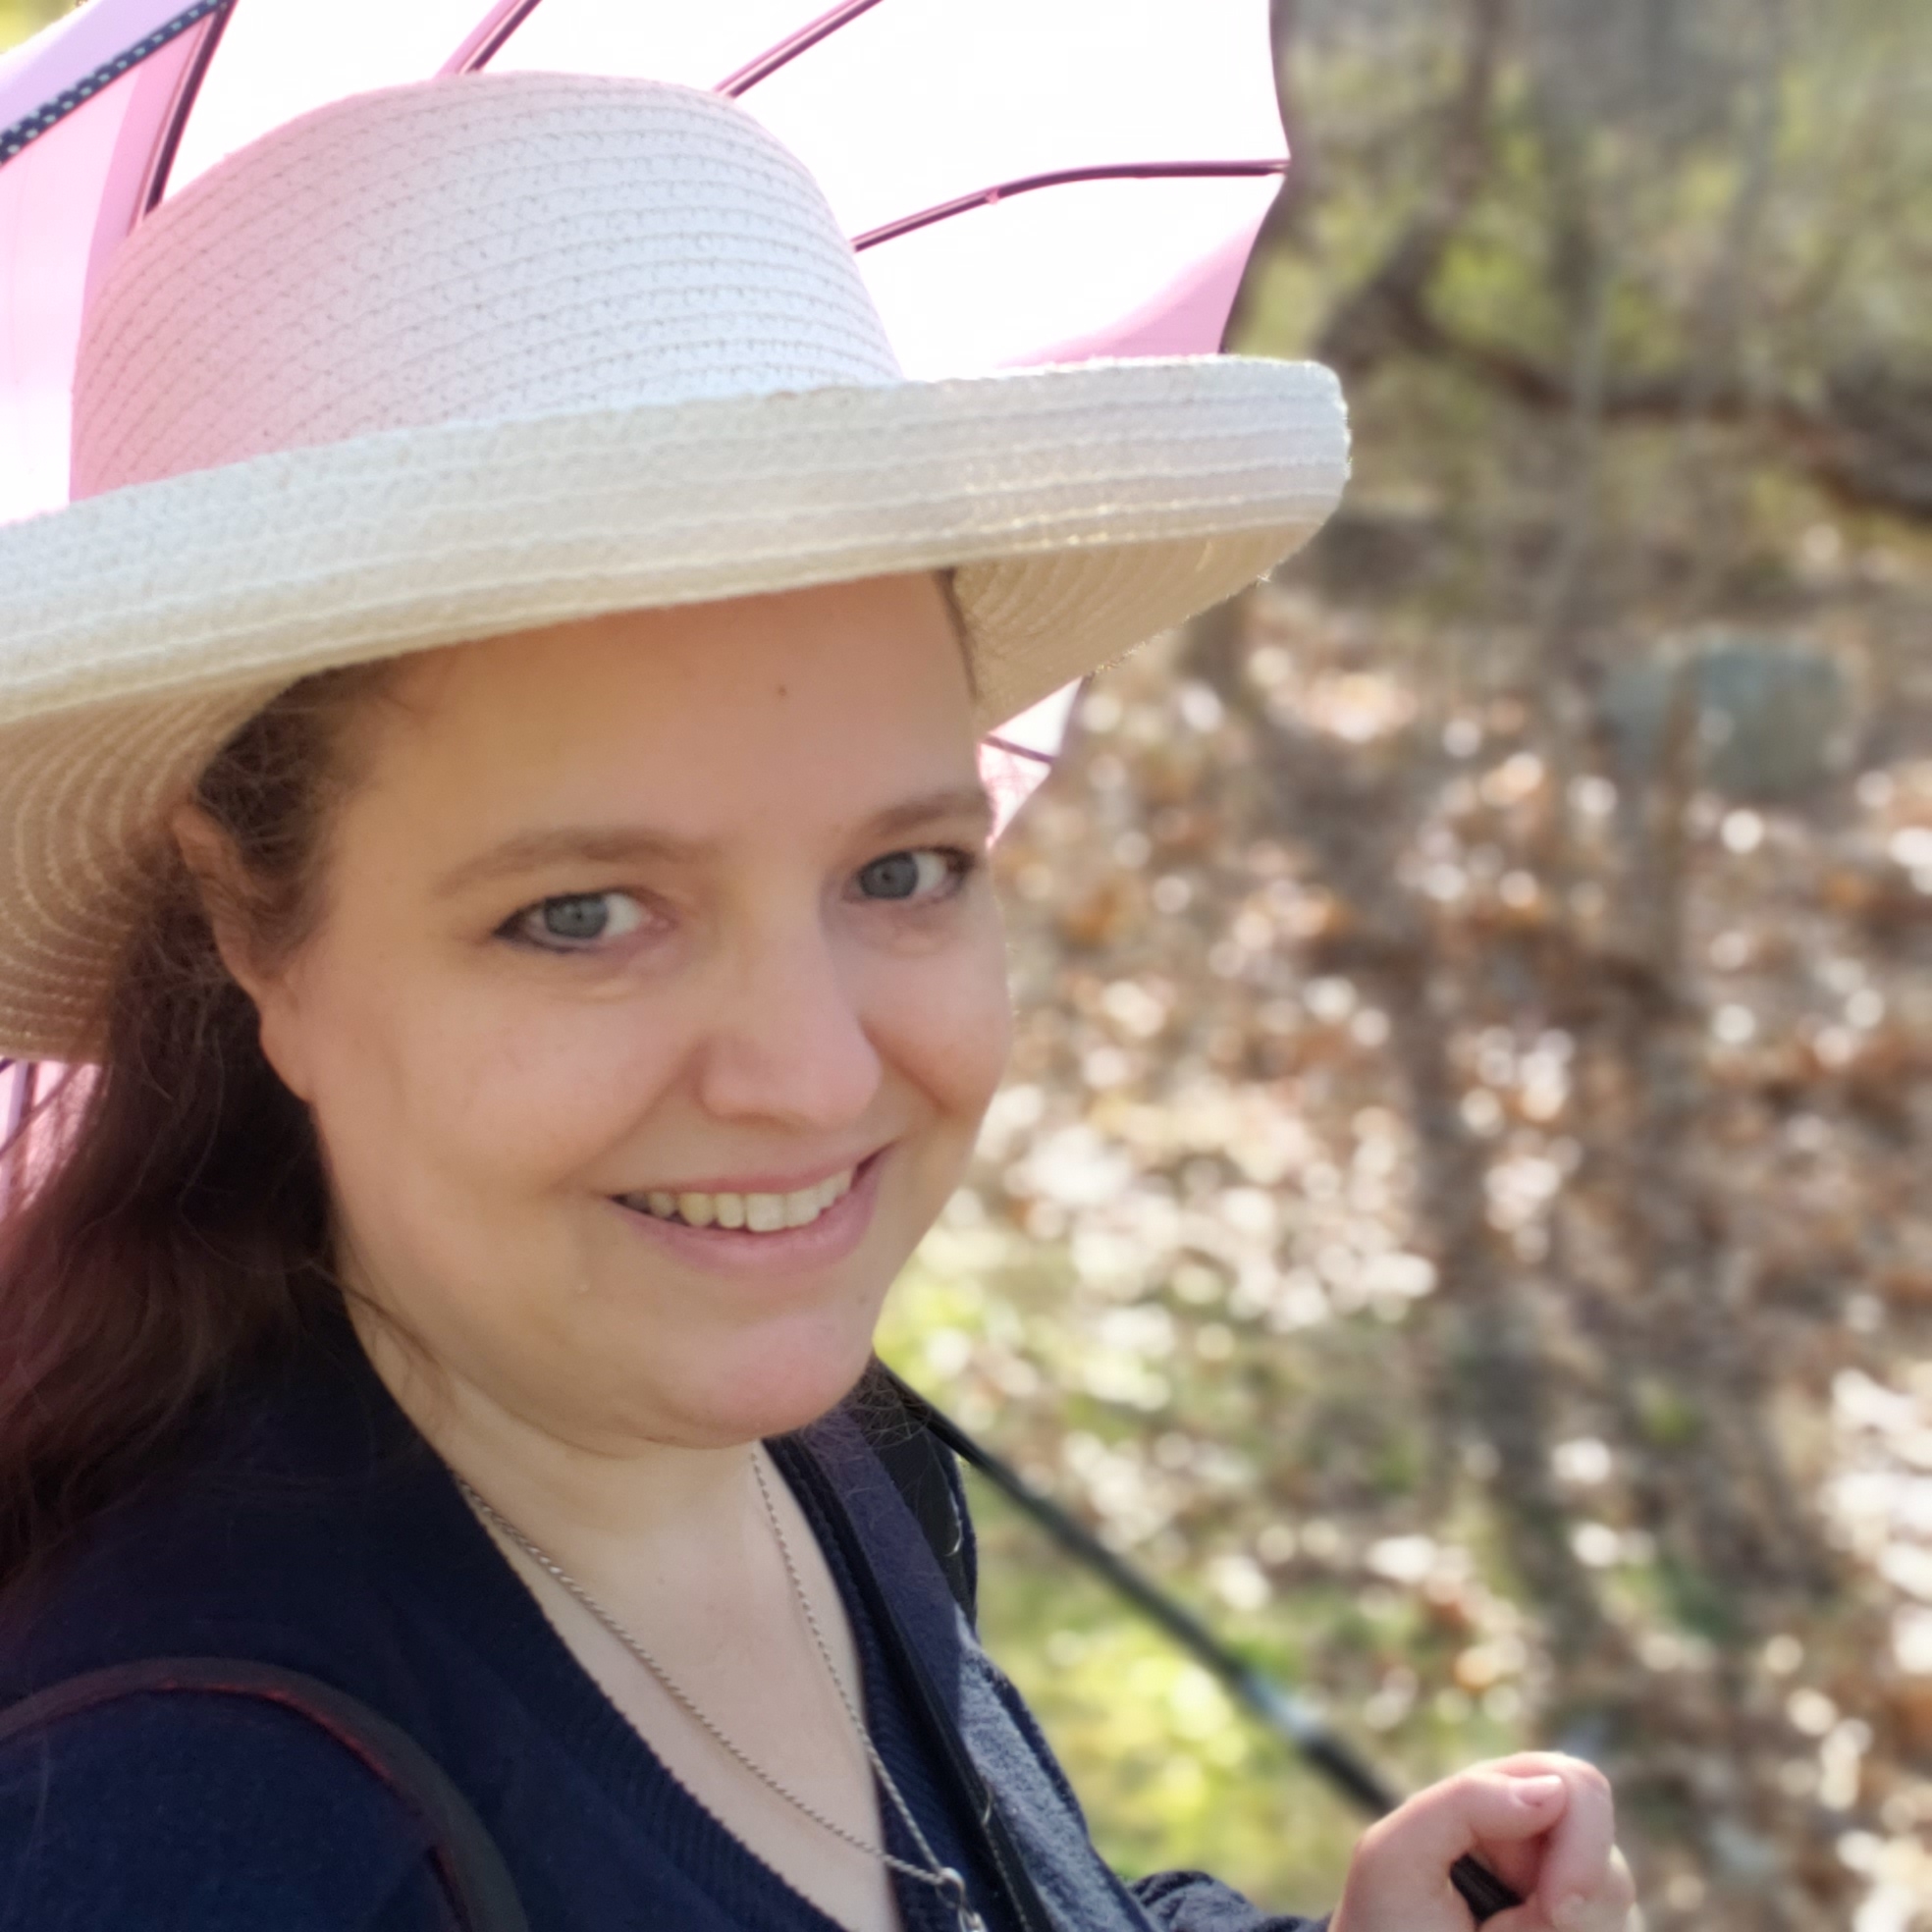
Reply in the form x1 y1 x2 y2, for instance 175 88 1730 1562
247 573 1011 1450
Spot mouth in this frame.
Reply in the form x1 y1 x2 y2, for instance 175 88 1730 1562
614 1157 868 1236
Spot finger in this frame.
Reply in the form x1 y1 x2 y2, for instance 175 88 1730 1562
1332 1769 1574 1932
1532 1762 1620 1921
1542 1846 1637 1932
1453 1754 1633 1930
1388 1766 1572 1870
1482 1848 1634 1932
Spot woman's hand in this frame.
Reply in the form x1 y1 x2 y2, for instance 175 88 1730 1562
1330 1753 1637 1932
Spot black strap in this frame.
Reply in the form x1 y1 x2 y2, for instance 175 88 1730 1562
0 1657 529 1932
838 1368 1072 1928
851 1359 978 1624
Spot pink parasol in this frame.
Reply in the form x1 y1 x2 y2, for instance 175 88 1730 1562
0 0 1289 1111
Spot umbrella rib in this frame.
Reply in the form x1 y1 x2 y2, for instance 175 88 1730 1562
715 0 892 99
140 0 239 213
852 159 1289 251
0 0 232 170
982 735 1057 768
445 0 553 77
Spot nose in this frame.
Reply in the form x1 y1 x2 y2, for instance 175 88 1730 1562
690 909 883 1133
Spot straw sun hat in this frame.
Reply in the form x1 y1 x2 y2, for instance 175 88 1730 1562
0 71 1347 1062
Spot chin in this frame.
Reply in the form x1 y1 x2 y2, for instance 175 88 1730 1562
656 1317 880 1449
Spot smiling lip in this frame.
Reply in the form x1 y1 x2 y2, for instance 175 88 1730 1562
608 1150 886 1274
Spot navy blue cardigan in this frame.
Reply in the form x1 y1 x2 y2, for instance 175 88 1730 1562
0 1330 1323 1931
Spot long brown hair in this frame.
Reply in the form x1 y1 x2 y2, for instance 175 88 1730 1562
0 669 382 1592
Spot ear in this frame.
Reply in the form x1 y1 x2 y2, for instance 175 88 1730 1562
169 802 317 1102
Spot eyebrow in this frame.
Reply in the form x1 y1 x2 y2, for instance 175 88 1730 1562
432 783 995 900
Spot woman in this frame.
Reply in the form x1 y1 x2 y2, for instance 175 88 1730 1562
0 72 1635 1932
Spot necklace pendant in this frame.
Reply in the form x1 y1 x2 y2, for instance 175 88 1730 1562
936 1866 986 1932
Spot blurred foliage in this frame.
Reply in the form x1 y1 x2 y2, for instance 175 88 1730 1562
0 0 68 57
892 3 1932 1928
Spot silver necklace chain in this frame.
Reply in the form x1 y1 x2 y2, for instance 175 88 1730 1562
455 1455 987 1932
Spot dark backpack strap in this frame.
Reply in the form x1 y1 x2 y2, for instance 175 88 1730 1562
0 1657 529 1932
851 1359 977 1624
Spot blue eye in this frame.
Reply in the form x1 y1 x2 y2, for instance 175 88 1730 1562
510 891 648 949
855 849 969 902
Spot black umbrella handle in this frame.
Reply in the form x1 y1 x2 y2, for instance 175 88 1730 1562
1451 1852 1525 1921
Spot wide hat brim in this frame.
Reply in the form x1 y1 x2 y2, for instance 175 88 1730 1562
0 352 1346 1061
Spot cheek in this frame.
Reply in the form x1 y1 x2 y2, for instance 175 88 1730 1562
874 918 1013 1130
447 1006 682 1178
295 953 682 1255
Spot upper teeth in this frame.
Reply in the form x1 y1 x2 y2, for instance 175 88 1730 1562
627 1168 855 1232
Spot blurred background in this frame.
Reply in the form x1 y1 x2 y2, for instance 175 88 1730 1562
5 0 1928 1925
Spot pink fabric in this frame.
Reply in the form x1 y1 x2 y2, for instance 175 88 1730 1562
1022 229 1261 368
490 0 1282 376
1 59 141 520
982 684 1081 833
0 0 191 101
0 1059 85 1207
1 11 224 520
80 27 211 311
164 0 541 190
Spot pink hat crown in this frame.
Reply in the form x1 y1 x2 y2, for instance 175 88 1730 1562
72 73 904 500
